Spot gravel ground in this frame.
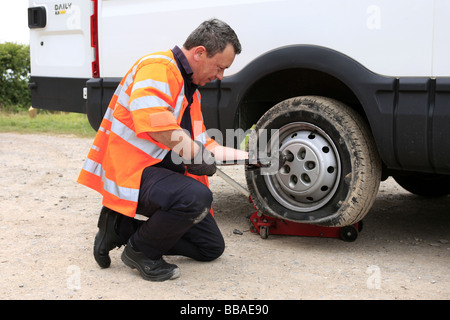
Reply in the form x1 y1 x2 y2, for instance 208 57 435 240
0 132 449 300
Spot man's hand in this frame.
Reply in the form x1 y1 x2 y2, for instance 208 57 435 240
148 130 216 176
185 141 216 176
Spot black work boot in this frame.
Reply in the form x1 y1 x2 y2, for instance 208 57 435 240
93 206 123 268
121 240 180 282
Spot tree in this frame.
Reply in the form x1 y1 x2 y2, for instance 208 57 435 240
0 42 31 111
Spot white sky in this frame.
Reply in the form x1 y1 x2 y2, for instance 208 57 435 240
0 1 30 44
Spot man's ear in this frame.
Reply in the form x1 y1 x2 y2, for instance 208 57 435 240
193 46 207 62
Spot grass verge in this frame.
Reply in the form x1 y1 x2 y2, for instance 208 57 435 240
0 111 96 138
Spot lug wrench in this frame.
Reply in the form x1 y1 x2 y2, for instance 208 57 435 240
215 167 250 197
214 153 290 198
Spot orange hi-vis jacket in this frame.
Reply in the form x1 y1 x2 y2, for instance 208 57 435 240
77 50 219 217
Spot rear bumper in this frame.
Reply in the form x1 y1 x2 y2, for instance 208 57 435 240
29 76 88 113
28 76 121 131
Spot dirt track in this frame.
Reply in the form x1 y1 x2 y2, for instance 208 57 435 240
0 132 449 300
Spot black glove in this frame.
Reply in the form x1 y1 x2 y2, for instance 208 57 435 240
185 141 216 176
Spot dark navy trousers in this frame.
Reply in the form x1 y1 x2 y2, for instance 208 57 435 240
118 166 225 261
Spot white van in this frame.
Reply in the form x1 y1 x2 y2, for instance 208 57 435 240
28 0 450 228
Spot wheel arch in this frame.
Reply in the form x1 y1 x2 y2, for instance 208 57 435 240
220 45 394 164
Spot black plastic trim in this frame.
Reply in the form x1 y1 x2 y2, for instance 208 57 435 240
86 77 121 130
29 76 88 113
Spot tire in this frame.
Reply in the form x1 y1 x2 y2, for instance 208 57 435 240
245 96 382 227
393 172 450 197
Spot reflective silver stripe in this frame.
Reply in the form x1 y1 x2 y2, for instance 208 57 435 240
132 79 171 96
103 176 139 202
117 89 130 109
113 83 123 97
110 117 168 160
130 84 184 116
99 127 111 135
83 158 103 177
101 105 114 125
195 90 204 122
130 95 172 112
116 73 135 109
91 145 101 152
173 86 185 120
98 126 110 135
138 54 178 69
82 159 139 202
195 131 208 145
130 70 185 120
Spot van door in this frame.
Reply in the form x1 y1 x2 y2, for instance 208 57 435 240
28 0 96 112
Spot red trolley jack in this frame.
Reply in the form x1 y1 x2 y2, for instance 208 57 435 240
215 167 363 242
249 210 362 242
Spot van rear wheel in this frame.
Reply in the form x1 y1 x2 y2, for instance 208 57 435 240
245 96 382 227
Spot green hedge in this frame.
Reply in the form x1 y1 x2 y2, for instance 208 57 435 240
0 42 31 112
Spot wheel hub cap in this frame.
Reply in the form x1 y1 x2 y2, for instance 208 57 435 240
264 122 341 212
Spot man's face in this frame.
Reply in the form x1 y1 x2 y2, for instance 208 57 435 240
192 44 236 86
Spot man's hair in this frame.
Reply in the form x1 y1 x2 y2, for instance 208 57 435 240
183 18 242 57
